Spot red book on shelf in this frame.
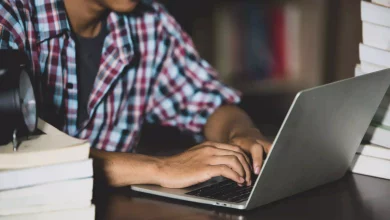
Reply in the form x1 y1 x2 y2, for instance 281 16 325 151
270 6 286 79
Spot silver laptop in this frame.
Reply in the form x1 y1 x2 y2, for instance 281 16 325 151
132 69 390 210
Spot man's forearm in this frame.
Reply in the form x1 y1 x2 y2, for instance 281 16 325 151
90 148 162 187
204 105 260 143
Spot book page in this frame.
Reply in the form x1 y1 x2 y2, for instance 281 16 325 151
0 119 88 154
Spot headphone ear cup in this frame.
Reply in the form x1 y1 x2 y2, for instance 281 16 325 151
0 50 36 146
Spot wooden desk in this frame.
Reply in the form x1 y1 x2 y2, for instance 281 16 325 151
94 173 390 220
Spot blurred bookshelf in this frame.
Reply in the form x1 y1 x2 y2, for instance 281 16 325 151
142 0 361 144
160 0 330 94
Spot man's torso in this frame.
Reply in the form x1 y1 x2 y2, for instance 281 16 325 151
0 0 240 152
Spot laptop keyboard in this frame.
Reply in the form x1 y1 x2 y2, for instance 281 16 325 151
186 178 254 203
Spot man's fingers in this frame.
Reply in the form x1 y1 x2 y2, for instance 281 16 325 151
250 144 264 175
210 149 252 185
208 155 246 178
205 141 251 168
258 140 272 154
208 165 245 184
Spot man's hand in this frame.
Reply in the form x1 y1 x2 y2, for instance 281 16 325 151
228 128 272 177
156 141 252 189
203 105 273 186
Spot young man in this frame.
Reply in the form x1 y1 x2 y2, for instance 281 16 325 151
0 0 271 188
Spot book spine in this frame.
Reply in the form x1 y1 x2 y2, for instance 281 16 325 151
372 0 390 8
363 22 390 51
359 44 390 68
244 2 271 80
354 65 365 77
357 144 390 160
360 61 387 73
0 178 93 199
0 201 92 216
364 126 390 149
351 154 390 180
0 205 95 220
284 3 301 81
270 6 286 79
361 1 390 28
213 3 234 82
0 159 93 191
0 190 93 210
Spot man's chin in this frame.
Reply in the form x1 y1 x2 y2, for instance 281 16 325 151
110 0 139 13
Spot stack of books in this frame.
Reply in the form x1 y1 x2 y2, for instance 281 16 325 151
0 119 95 219
351 0 390 180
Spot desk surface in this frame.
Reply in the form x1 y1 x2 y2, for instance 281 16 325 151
94 173 390 220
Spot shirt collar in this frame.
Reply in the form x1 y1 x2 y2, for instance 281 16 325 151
34 0 71 43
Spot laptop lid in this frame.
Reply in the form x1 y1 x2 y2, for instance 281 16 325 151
246 69 390 209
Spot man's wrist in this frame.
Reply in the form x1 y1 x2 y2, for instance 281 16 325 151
153 156 178 187
93 151 166 187
144 156 166 186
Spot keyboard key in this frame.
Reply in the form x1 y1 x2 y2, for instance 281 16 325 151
186 178 255 203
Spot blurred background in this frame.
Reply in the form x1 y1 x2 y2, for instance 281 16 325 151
139 0 362 152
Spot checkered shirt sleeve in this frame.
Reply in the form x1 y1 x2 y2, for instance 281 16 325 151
145 5 241 134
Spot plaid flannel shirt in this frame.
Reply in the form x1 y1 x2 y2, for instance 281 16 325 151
0 0 241 152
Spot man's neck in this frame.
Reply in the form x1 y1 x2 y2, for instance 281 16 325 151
64 0 108 38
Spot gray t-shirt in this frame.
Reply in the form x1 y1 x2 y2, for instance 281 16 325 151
75 20 108 126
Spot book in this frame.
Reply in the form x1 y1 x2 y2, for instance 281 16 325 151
364 124 390 149
359 43 390 68
360 61 387 73
373 107 390 127
355 61 388 76
0 189 93 214
242 2 272 80
0 205 95 220
363 21 390 51
0 201 92 216
356 144 390 160
354 64 365 77
0 178 92 200
270 5 286 79
372 0 390 7
0 119 90 169
213 2 237 83
0 159 93 191
350 154 390 180
284 2 301 81
361 1 390 28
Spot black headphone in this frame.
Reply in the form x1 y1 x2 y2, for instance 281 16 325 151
0 50 38 150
